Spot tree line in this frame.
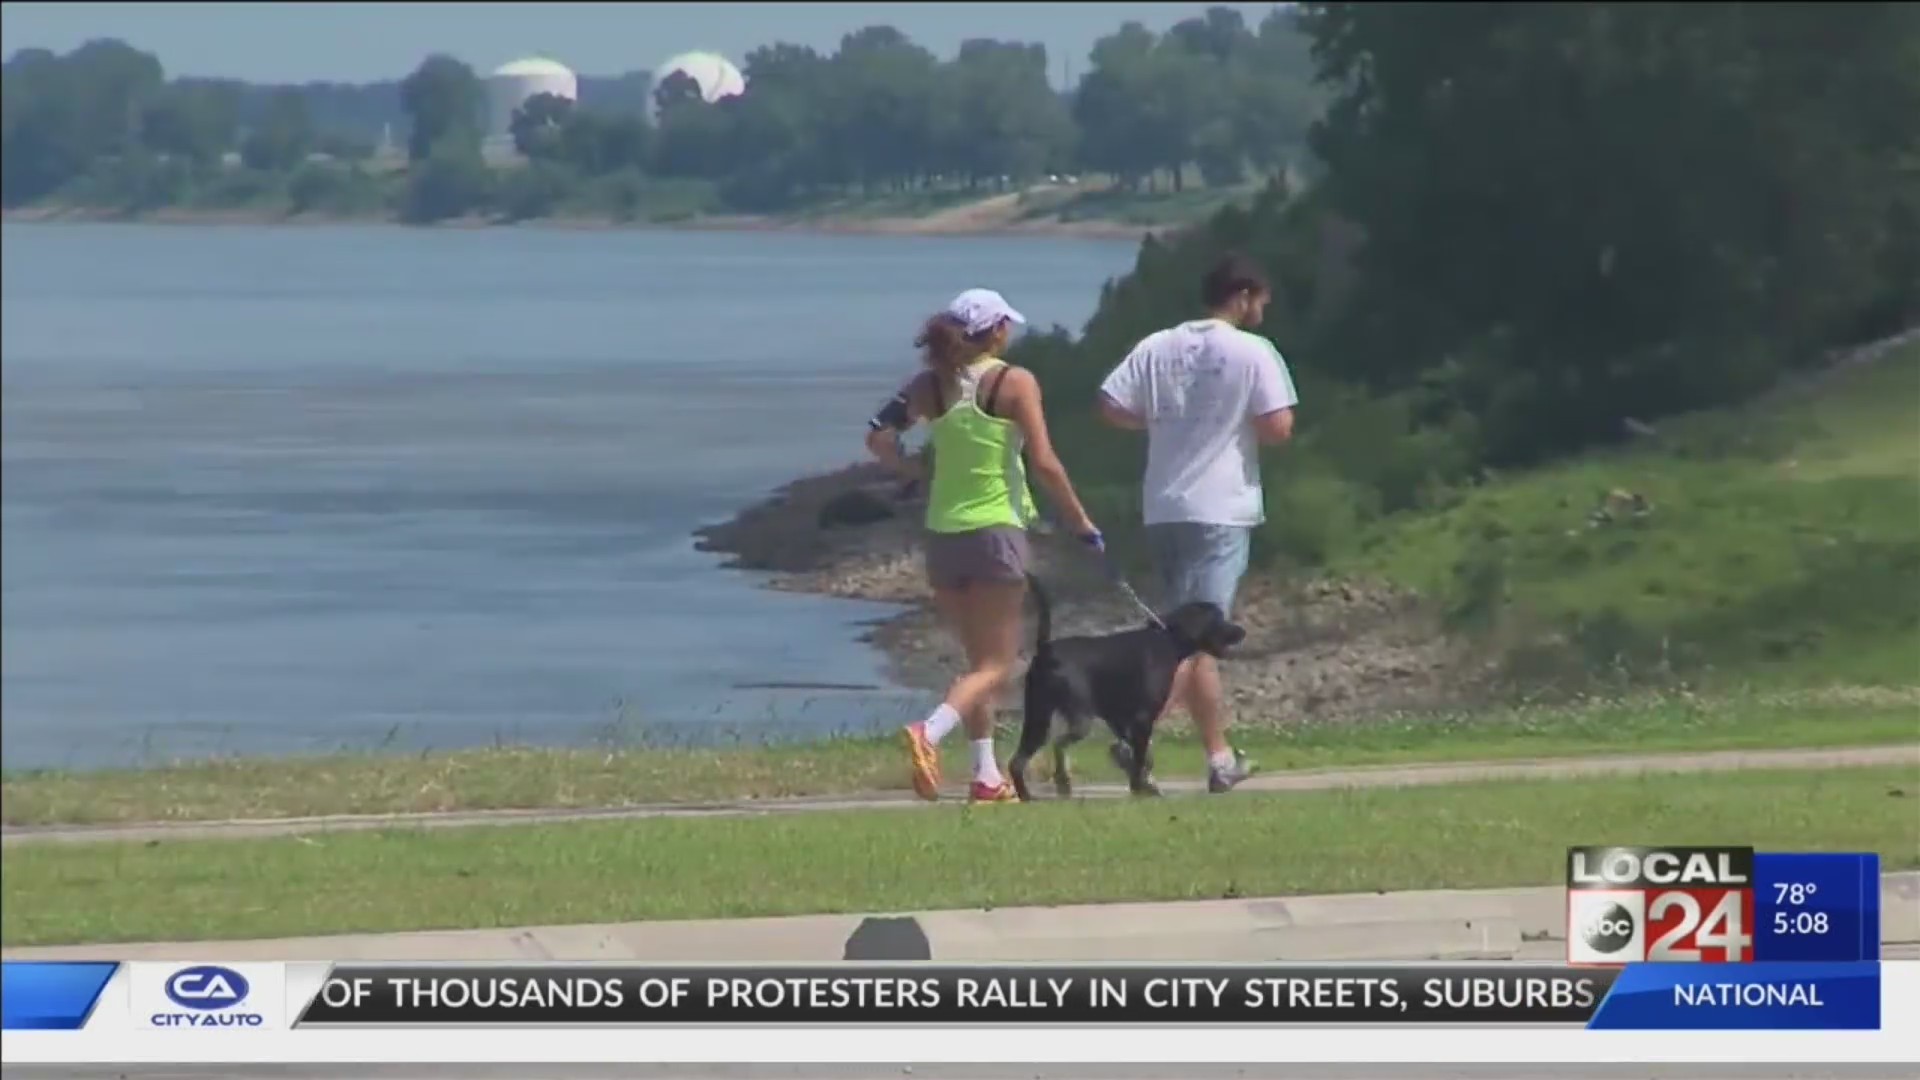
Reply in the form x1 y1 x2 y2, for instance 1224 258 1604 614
0 7 1323 222
1014 1 1919 567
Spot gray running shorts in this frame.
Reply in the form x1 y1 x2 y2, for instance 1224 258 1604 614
924 526 1031 591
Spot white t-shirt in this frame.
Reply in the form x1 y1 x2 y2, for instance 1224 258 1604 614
1098 319 1299 527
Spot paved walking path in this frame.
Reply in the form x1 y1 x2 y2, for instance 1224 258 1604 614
7 870 1913 965
5 743 1913 847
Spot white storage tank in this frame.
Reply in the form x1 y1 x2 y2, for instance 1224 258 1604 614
487 57 579 138
648 51 746 119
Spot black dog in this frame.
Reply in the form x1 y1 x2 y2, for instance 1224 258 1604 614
1008 574 1246 801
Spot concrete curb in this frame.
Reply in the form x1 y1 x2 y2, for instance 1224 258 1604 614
6 743 1914 847
7 873 1914 965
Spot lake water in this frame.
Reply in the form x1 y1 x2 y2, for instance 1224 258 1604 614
0 223 1136 770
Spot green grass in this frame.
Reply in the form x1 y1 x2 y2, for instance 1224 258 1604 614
5 766 1912 947
1018 182 1258 226
4 691 1912 827
1325 345 1920 687
783 188 993 221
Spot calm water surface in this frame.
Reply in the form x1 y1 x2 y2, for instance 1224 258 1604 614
0 223 1135 769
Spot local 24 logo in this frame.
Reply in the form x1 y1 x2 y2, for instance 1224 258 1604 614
1565 846 1756 964
151 965 266 1028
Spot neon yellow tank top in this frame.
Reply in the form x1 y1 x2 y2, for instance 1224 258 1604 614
925 358 1038 534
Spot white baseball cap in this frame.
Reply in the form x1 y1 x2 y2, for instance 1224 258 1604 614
946 288 1027 336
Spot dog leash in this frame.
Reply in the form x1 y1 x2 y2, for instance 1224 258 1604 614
1110 570 1168 631
1080 530 1167 630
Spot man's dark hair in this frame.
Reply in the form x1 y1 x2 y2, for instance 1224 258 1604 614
1200 253 1271 309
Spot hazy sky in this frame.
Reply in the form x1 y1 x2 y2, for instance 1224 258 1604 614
0 2 1291 85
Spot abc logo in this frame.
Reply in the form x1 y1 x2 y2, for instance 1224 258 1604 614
1580 902 1637 955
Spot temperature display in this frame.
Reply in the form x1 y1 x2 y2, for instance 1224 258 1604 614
1775 882 1821 907
1753 853 1880 962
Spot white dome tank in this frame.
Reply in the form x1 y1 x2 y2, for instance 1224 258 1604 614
487 57 579 138
648 51 746 119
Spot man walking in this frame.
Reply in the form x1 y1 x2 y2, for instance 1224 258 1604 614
1095 253 1298 793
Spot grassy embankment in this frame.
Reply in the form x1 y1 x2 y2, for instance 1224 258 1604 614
3 347 1915 828
1318 341 1920 692
4 766 1913 946
1015 182 1264 227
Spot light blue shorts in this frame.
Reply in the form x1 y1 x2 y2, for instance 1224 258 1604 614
1145 523 1253 617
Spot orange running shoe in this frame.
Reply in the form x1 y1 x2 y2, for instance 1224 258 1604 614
901 722 941 801
968 778 1017 804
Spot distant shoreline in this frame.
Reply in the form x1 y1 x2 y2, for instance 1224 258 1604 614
1 203 1172 242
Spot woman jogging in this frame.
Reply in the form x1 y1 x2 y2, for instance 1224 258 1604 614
865 287 1102 804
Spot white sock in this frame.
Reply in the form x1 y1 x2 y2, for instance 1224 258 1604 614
971 738 1003 785
921 703 961 744
1208 749 1237 772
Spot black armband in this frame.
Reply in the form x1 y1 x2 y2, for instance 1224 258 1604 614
868 391 912 433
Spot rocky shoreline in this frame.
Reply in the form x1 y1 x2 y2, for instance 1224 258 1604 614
693 327 1920 732
693 462 1479 733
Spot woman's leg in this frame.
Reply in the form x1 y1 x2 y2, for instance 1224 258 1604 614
902 528 1030 801
948 579 1025 729
946 578 1028 799
901 584 970 801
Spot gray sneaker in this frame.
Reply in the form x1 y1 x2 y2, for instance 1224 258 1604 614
1207 750 1256 793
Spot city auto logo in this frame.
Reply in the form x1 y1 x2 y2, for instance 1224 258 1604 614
167 966 248 1009
151 965 265 1028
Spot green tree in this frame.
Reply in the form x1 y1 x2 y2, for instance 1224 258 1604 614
1143 40 1213 190
720 44 830 204
1071 9 1320 191
820 26 940 192
1233 8 1324 180
1298 1 1920 461
1073 24 1163 189
314 132 376 162
938 41 1073 189
509 91 573 159
288 161 383 216
651 69 708 115
3 54 91 204
288 161 344 213
65 38 167 156
652 95 734 179
400 141 492 223
399 54 481 162
1167 5 1255 62
2 39 168 205
239 89 314 171
139 82 238 165
495 159 572 221
556 109 651 175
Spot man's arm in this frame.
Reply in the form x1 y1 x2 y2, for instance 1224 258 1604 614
1096 339 1150 432
1098 393 1147 430
1251 407 1294 445
1247 337 1299 446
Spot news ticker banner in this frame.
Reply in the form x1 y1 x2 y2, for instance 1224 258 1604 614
1564 847 1880 964
7 962 1915 1066
0 961 1885 1033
